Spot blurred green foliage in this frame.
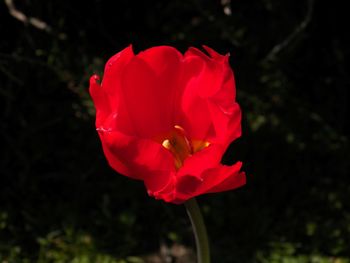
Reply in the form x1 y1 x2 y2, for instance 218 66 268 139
0 0 349 262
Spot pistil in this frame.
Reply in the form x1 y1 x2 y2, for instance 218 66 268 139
162 125 210 170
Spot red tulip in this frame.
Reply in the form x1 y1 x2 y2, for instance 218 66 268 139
89 45 246 204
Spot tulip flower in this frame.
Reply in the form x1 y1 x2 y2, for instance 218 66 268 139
90 45 246 263
90 45 245 204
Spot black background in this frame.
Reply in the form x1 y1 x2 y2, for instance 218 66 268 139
0 0 349 262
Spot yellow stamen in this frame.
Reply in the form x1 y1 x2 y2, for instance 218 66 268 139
192 140 211 153
161 125 210 170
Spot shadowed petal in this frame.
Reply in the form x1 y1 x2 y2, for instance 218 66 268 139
167 162 245 204
99 129 175 183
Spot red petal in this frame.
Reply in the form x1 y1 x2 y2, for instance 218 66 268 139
156 145 221 203
202 45 229 61
184 47 224 98
168 147 245 203
172 174 203 203
178 144 225 177
137 46 182 76
120 47 182 139
92 46 135 134
208 102 242 146
99 129 175 184
207 170 246 193
166 161 245 204
148 144 225 204
179 56 213 140
199 162 245 193
101 45 134 98
89 75 110 127
180 47 236 141
149 176 176 202
138 46 184 131
99 133 131 177
185 47 211 60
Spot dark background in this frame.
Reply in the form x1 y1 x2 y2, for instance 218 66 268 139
1 0 349 262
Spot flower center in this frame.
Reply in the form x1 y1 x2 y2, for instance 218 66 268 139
162 125 210 170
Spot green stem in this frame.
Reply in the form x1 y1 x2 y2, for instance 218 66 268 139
185 198 210 263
